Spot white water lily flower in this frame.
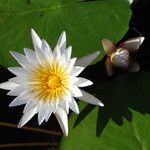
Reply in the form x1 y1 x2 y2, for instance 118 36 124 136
0 29 103 136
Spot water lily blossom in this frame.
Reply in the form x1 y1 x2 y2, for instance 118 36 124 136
102 37 145 76
0 29 103 136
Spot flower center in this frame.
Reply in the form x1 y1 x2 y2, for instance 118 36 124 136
29 61 70 101
47 74 61 90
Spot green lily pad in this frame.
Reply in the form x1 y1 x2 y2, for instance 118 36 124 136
0 0 131 67
60 72 150 149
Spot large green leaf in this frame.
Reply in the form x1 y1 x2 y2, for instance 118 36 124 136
0 0 131 66
60 72 150 149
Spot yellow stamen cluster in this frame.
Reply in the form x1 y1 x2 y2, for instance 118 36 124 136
28 61 70 101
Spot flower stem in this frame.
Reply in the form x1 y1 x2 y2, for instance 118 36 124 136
0 121 61 136
0 142 59 148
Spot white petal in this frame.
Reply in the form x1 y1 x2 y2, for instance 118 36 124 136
36 101 45 113
35 46 46 64
38 104 49 125
69 98 79 114
63 91 72 103
75 51 100 67
76 77 93 87
70 85 82 97
120 37 145 53
79 90 104 107
31 29 42 50
59 100 69 114
41 39 53 57
7 85 27 96
53 45 61 60
45 104 53 122
59 54 67 66
9 91 29 107
70 66 84 76
101 39 116 55
23 100 38 113
51 99 59 112
69 76 79 85
57 31 66 53
18 107 37 128
54 106 68 136
0 81 18 90
67 58 77 72
24 48 37 63
38 114 45 125
9 77 27 85
10 51 30 69
8 67 28 77
63 46 72 60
